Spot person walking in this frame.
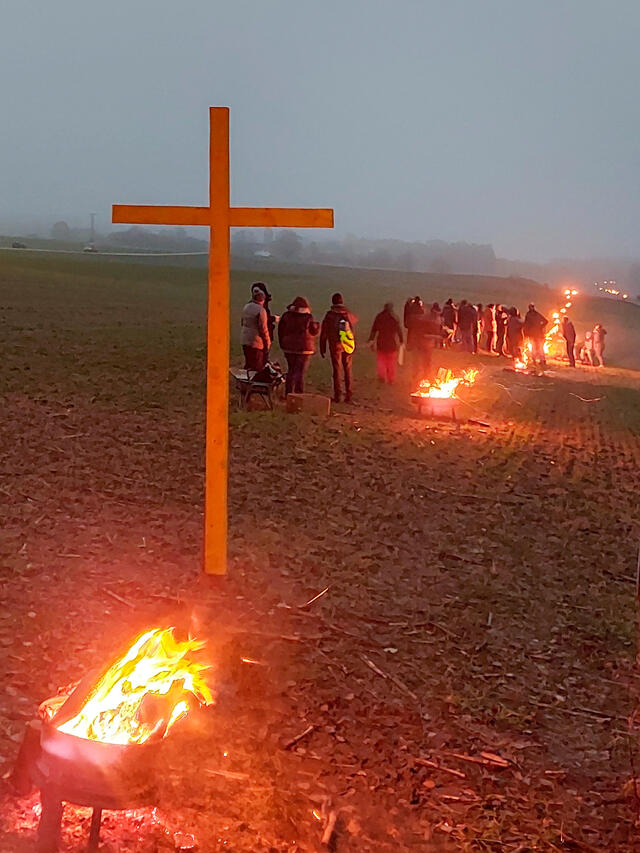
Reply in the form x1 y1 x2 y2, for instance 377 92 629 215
241 289 271 371
561 316 576 367
277 296 320 394
320 292 357 402
368 302 403 385
593 323 607 366
523 303 548 366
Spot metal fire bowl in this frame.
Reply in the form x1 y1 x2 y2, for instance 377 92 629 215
411 395 458 420
32 721 159 809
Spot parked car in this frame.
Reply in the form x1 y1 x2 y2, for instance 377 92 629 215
83 244 98 253
11 241 26 249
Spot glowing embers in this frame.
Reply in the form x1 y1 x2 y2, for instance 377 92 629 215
412 367 478 399
56 628 213 746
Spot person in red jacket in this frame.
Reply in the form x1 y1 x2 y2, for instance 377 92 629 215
277 296 320 394
368 303 403 384
320 293 357 403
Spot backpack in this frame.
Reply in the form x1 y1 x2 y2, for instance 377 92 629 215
338 315 355 354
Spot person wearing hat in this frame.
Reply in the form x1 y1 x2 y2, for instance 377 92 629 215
241 289 271 371
320 292 357 403
277 296 320 395
251 281 277 355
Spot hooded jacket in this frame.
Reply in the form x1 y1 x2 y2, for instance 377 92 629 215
278 308 320 355
320 304 357 356
368 308 403 353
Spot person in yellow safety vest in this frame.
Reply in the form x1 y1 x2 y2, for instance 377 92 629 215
320 292 357 403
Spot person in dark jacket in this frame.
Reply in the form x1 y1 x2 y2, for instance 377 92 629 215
278 296 320 394
320 293 357 403
561 316 576 367
457 300 477 353
368 303 403 384
523 303 548 366
415 308 444 376
429 303 443 347
506 307 524 359
404 296 423 331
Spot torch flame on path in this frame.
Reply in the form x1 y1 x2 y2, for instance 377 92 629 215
57 628 213 746
414 367 478 399
515 288 578 372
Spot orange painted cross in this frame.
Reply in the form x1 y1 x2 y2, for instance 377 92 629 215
113 107 334 575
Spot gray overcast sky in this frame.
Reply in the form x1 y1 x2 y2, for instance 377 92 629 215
1 0 638 260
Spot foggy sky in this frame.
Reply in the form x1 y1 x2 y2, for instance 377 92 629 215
1 0 639 260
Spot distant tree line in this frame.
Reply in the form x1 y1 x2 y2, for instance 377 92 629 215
232 229 498 275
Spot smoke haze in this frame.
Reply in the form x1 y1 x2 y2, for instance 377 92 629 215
1 0 639 261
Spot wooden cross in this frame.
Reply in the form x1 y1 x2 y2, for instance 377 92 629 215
113 107 334 575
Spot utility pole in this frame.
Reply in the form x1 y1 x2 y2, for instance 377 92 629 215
89 213 96 244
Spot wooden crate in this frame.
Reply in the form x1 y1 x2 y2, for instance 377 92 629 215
286 393 331 416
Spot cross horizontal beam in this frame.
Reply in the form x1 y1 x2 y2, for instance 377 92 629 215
112 204 334 229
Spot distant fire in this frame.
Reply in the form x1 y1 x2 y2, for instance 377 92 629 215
544 288 579 359
414 367 478 399
515 289 578 372
55 628 213 746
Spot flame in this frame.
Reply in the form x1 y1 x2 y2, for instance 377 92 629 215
57 628 213 745
414 367 478 399
537 288 580 363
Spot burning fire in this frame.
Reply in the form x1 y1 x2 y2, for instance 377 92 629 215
545 288 579 359
515 288 578 372
414 367 478 398
56 628 213 746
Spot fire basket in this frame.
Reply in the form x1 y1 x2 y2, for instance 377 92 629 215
12 627 213 853
410 367 478 420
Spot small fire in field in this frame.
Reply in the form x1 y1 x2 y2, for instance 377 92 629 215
413 367 478 399
514 343 532 372
55 628 213 745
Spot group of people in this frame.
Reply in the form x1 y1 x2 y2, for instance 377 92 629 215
401 297 549 372
240 283 356 402
402 296 607 369
239 283 609 406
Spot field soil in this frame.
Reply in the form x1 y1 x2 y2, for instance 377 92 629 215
1 255 640 851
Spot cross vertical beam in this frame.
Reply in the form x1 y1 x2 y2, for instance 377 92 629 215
205 107 230 574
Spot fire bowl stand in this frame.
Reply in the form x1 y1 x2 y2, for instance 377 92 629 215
35 789 103 853
411 395 458 420
12 718 157 853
